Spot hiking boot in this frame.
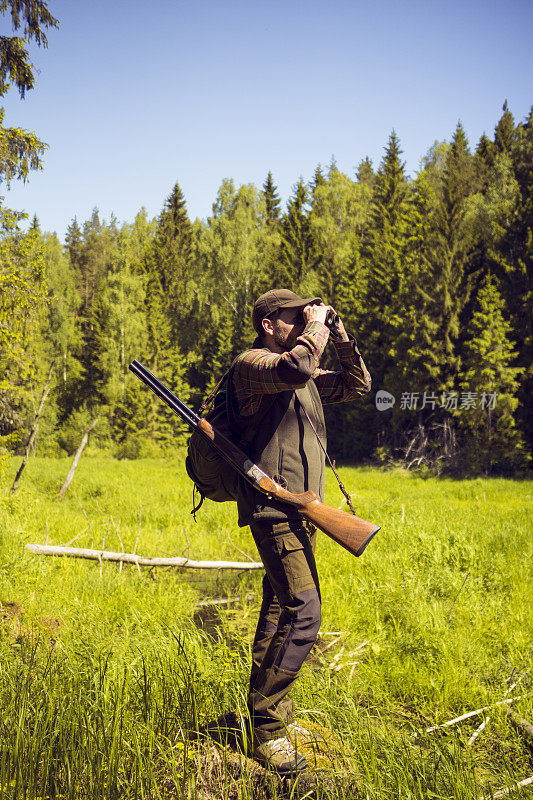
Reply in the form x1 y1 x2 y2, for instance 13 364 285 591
252 735 307 774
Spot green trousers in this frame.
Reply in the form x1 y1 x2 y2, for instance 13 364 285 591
248 519 321 741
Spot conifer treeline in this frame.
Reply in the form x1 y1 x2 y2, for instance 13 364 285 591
1 103 531 474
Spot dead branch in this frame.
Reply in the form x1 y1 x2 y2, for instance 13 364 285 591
490 775 533 799
419 694 530 735
57 417 99 499
26 544 263 570
10 362 55 495
504 707 533 746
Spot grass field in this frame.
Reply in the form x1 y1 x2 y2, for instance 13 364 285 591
0 455 531 799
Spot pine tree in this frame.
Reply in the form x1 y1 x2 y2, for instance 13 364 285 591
457 276 528 473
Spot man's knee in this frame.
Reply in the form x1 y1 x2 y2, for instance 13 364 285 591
275 589 321 672
293 589 321 643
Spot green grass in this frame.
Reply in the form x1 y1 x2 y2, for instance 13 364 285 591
0 455 532 798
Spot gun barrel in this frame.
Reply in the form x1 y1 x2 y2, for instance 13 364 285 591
129 360 199 428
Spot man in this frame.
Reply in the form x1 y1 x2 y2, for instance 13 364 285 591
227 289 371 774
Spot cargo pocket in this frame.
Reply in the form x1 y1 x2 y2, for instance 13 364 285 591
274 531 316 595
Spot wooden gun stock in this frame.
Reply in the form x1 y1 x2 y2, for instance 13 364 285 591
197 417 380 558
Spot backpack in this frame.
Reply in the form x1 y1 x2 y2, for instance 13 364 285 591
185 369 239 504
185 364 276 510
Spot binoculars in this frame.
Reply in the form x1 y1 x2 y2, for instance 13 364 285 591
325 309 340 329
325 309 343 338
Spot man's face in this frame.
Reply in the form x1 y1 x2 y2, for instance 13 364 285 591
270 306 306 351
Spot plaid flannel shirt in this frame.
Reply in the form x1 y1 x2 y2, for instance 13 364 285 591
232 320 371 417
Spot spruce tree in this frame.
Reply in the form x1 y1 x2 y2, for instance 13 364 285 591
257 175 282 296
278 178 317 291
473 133 496 190
356 157 374 187
149 182 194 349
65 217 83 272
457 276 528 473
489 107 533 454
41 232 82 422
262 171 281 226
181 180 264 402
334 132 412 461
64 210 119 410
494 100 518 155
310 164 326 198
359 131 410 385
428 122 478 392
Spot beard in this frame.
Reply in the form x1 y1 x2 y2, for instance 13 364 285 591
273 323 303 352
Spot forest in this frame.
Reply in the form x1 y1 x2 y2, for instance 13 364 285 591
1 103 532 477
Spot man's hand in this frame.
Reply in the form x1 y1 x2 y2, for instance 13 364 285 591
303 303 349 342
303 302 329 325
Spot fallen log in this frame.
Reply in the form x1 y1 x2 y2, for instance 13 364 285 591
26 544 263 570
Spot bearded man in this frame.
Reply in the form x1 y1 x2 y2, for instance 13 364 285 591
227 289 371 774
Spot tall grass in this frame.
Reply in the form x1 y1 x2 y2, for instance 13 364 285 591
0 456 531 798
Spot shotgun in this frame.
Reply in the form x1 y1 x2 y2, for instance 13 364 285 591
129 360 380 557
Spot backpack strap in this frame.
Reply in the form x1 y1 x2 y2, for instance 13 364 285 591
191 482 205 521
198 368 231 415
225 358 278 449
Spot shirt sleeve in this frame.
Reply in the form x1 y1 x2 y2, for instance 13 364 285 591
312 335 372 404
232 321 371 416
232 321 330 416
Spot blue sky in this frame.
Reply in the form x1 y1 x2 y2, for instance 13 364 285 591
1 0 532 239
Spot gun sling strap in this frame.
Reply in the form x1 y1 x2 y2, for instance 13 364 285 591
295 390 358 517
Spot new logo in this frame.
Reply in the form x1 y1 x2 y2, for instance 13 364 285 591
375 390 395 410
